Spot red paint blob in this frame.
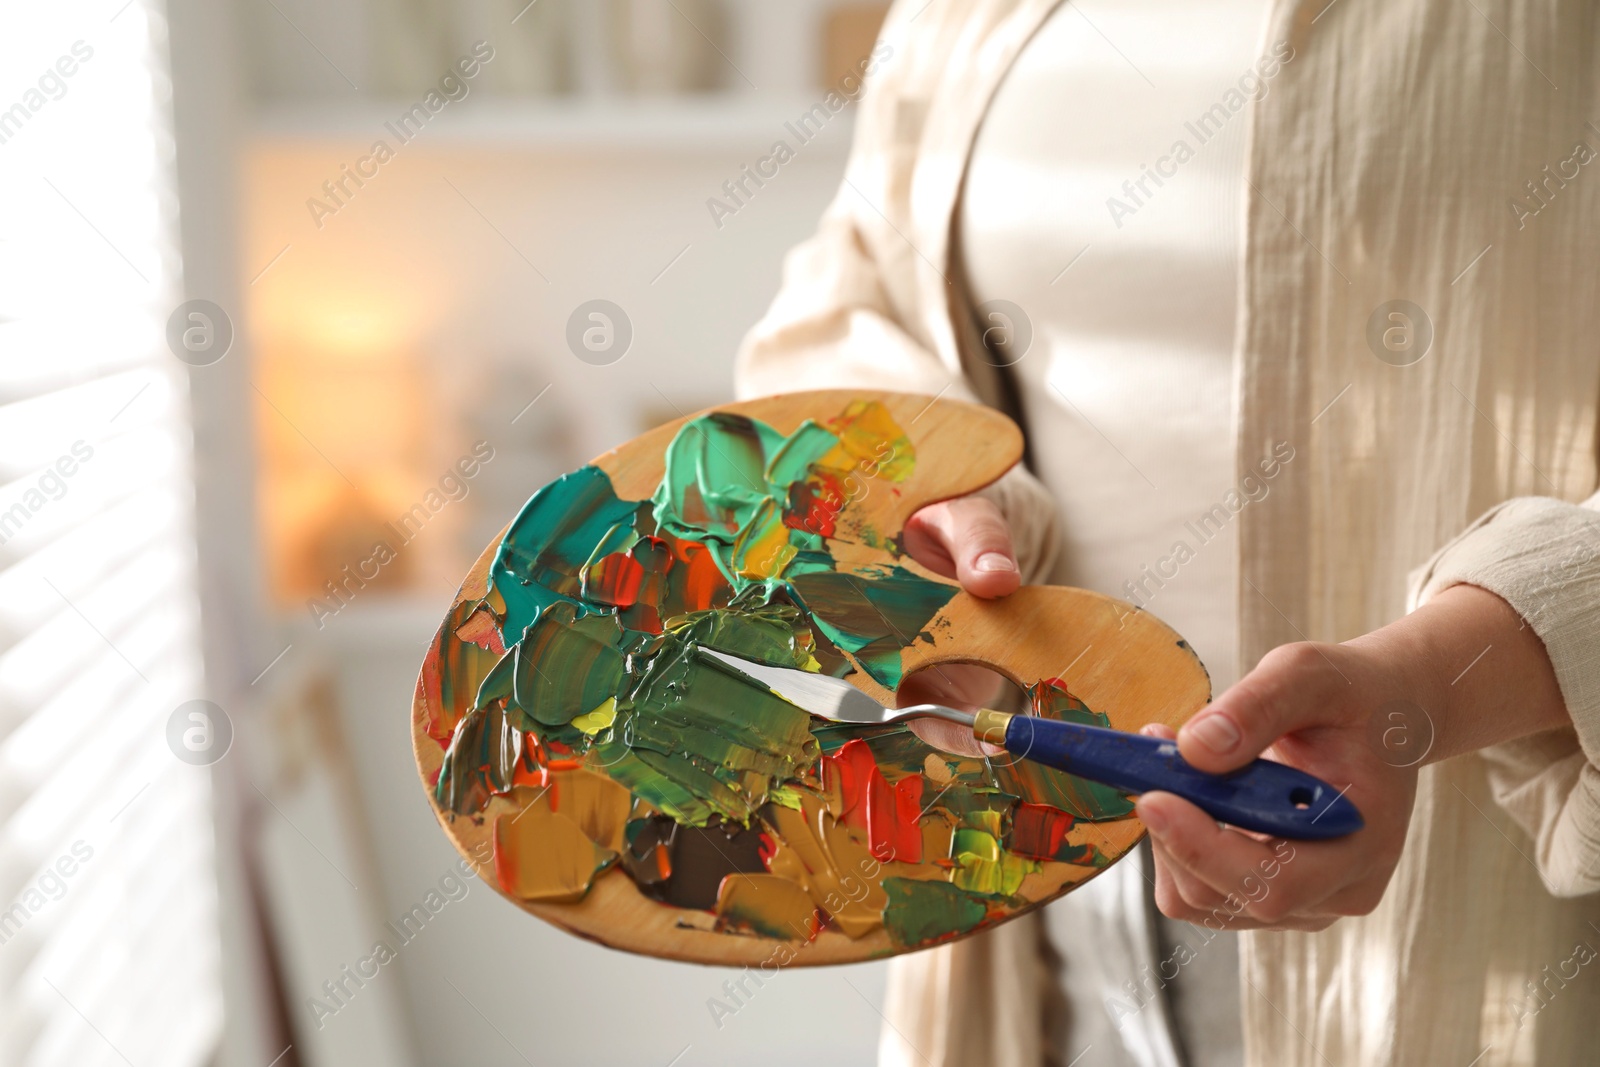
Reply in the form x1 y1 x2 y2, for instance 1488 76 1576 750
585 551 645 607
1008 802 1076 861
784 471 846 538
822 739 923 863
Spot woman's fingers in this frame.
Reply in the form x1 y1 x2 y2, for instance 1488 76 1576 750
1137 791 1340 925
1177 642 1346 774
1150 835 1230 916
902 497 1020 598
1139 724 1237 915
906 717 991 756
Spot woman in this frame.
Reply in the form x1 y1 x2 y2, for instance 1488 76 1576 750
735 2 1600 1065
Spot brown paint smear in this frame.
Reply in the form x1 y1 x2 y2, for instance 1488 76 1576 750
714 874 820 940
492 770 632 903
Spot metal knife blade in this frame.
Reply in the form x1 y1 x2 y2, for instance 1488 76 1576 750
699 648 979 729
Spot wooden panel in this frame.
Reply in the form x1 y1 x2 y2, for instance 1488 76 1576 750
411 391 1210 965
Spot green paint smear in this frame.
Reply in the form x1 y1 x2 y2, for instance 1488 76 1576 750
790 568 957 690
593 746 726 826
881 878 989 948
512 603 628 727
491 465 642 642
604 607 821 825
662 594 818 669
951 810 1039 896
1053 842 1110 867
473 644 516 712
653 412 836 580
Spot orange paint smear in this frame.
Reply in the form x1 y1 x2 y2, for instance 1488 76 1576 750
672 538 727 613
821 739 923 863
455 605 507 655
417 668 449 745
421 601 506 745
584 535 677 610
544 768 632 852
784 470 846 538
509 731 549 791
491 769 634 903
493 808 614 903
584 551 645 606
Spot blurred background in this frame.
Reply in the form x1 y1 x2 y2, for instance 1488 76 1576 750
0 1 894 1065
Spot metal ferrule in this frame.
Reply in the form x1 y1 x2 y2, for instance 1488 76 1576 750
972 709 1014 745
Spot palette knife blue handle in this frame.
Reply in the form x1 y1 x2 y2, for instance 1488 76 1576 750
999 715 1363 840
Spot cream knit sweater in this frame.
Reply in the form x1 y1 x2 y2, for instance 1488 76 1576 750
734 1 1600 1065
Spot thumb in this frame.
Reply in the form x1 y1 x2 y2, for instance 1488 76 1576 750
1177 644 1340 773
904 497 1019 599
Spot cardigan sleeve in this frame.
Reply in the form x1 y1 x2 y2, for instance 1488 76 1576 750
732 152 1061 583
733 186 963 401
1408 489 1600 897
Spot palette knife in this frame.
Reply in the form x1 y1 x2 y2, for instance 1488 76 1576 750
701 649 1363 841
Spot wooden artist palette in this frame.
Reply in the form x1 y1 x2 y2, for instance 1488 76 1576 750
411 390 1210 965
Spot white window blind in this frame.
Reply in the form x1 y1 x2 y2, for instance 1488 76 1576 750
0 3 221 1066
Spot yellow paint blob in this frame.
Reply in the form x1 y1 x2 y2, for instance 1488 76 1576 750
767 798 889 939
715 874 819 940
493 809 616 903
571 697 618 736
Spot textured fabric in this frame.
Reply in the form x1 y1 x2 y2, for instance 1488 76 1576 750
958 3 1262 1062
733 1 1600 1065
1040 847 1185 1067
1411 492 1600 898
960 0 1260 695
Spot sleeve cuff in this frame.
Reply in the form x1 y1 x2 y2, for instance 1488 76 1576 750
1409 494 1600 895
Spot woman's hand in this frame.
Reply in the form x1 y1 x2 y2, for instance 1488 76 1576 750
1138 583 1568 931
897 496 1020 753
901 495 1021 598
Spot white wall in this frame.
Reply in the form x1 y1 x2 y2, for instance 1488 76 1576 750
217 0 906 1061
245 102 858 485
240 30 899 1067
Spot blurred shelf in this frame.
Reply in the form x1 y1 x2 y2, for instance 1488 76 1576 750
251 95 857 154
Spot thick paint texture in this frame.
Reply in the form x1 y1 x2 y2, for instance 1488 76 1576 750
492 770 631 903
427 400 1132 948
880 878 990 948
715 875 819 939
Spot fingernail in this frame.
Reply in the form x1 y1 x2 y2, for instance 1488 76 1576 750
973 553 1016 573
1140 801 1168 835
1186 714 1240 755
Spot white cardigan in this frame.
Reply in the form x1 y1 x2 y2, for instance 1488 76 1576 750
734 1 1600 1065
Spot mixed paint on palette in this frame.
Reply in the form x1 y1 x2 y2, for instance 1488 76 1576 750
418 399 1133 950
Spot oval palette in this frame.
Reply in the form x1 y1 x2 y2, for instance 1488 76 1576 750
411 390 1210 965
